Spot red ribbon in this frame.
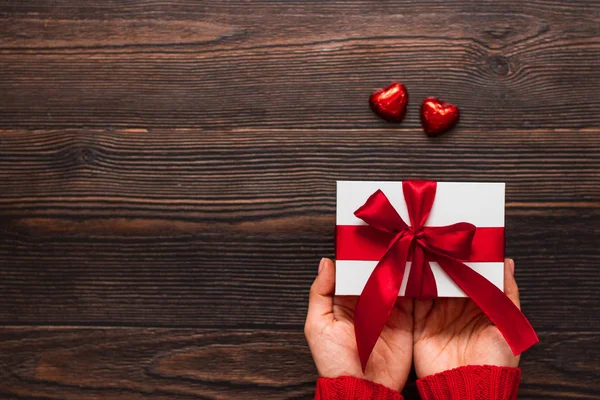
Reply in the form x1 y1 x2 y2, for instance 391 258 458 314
336 226 505 262
351 180 538 371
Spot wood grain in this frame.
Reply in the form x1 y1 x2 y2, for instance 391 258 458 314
0 128 598 329
0 328 597 400
0 129 598 205
0 210 598 331
0 0 599 398
0 1 598 129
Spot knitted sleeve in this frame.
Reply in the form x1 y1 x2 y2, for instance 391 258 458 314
314 376 403 400
416 365 521 400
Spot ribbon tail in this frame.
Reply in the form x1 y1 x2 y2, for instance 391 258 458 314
432 251 539 355
404 243 423 298
420 258 438 300
405 245 438 300
354 234 412 371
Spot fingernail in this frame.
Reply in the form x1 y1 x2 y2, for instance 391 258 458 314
508 258 515 275
318 258 326 274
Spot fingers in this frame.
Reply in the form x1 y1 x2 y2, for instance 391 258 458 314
305 258 520 328
412 298 434 325
504 258 520 310
305 258 335 335
395 296 414 316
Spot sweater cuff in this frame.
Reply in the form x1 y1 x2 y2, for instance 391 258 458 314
417 365 521 400
315 376 403 400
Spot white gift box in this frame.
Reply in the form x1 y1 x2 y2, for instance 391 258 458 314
335 181 505 297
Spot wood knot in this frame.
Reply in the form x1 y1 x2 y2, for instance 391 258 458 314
484 26 512 40
487 55 510 76
76 147 97 166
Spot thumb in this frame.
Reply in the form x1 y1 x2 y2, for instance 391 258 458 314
306 258 335 332
504 258 521 310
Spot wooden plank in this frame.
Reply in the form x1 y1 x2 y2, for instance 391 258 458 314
0 210 598 330
0 1 598 129
2 0 596 19
0 327 596 400
0 129 598 205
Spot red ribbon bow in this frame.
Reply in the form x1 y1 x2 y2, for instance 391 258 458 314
353 180 538 371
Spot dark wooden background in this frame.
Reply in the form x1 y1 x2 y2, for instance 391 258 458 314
0 1 599 399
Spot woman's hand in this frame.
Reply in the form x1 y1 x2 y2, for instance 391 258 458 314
304 258 413 392
413 258 521 378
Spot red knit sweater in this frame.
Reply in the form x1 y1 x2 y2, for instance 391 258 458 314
315 365 521 400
